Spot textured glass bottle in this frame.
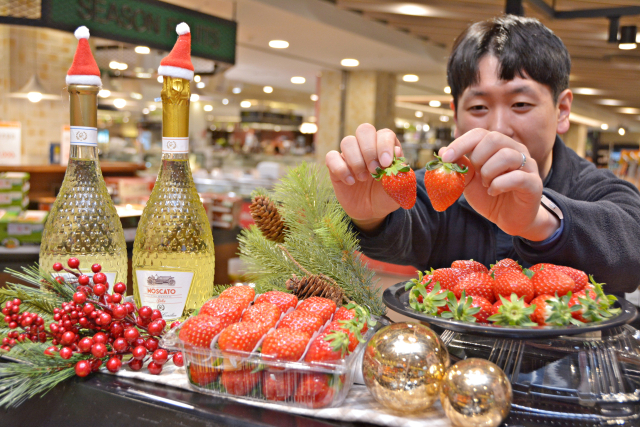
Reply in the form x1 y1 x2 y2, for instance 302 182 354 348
40 85 127 284
132 77 215 320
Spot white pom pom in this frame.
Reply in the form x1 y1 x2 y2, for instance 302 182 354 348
74 26 90 40
176 22 190 36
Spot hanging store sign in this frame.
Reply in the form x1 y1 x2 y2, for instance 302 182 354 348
0 0 236 64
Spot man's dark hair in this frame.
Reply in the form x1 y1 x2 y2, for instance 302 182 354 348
447 15 571 109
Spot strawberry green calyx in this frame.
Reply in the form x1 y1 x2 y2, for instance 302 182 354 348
547 292 583 326
409 281 447 315
425 155 468 174
343 302 377 332
442 291 480 322
371 156 411 180
322 330 350 357
488 294 537 326
579 277 620 321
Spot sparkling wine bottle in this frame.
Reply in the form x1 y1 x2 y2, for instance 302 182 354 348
40 27 127 285
132 23 215 320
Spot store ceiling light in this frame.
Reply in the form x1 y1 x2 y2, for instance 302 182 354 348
617 107 640 114
157 76 163 83
136 72 152 79
397 4 431 16
291 76 306 84
300 122 318 134
444 86 451 94
134 46 150 54
597 99 625 106
222 98 229 105
10 73 59 102
601 123 609 130
429 100 441 107
196 82 205 89
27 92 42 103
572 87 604 95
232 87 242 94
424 124 430 131
149 105 157 111
619 127 626 135
269 40 289 49
109 61 128 71
415 111 424 118
311 94 319 101
190 94 199 102
341 58 359 67
113 98 126 109
130 92 143 100
240 100 252 108
263 86 273 93
98 89 111 98
619 26 637 50
439 115 450 122
403 74 419 82
204 105 213 112
142 108 149 115
194 75 201 83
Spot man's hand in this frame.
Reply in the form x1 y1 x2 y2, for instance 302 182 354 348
325 123 403 231
440 129 560 241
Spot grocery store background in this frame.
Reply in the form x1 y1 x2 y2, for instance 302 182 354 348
2 0 640 319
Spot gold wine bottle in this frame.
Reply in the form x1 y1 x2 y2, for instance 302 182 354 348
40 27 127 284
132 30 215 320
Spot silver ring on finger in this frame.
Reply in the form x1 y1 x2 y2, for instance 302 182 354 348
518 152 527 170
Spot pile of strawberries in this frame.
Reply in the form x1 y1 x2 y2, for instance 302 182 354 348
176 286 373 408
407 259 620 327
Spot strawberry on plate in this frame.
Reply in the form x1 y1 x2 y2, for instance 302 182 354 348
178 315 225 348
219 285 256 308
451 260 489 274
278 310 325 336
241 302 282 331
294 373 336 409
424 155 468 212
221 369 262 396
217 322 265 354
254 291 298 313
263 371 297 401
297 297 337 324
199 298 245 327
372 156 417 210
530 293 582 327
531 269 575 297
442 291 492 323
431 268 469 292
530 264 588 293
490 258 522 273
453 272 496 303
408 282 448 316
261 328 311 363
568 279 620 323
493 269 534 303
487 294 537 326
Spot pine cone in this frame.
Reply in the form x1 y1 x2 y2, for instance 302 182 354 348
286 274 345 305
250 195 287 243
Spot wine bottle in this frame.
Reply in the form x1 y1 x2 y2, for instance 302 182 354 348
132 23 215 321
40 27 127 285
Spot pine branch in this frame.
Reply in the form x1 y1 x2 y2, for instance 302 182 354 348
0 343 83 408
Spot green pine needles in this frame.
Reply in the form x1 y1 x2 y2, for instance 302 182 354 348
238 162 386 316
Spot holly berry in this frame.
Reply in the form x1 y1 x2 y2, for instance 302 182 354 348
113 338 128 352
59 346 73 359
77 275 90 286
91 264 102 273
138 306 153 320
147 320 164 336
172 352 184 367
92 273 107 284
93 332 108 344
113 282 126 294
131 345 147 360
75 360 91 377
106 357 122 373
147 362 163 375
52 262 64 272
91 343 108 358
93 284 106 296
67 258 80 269
73 292 87 305
78 337 94 353
152 349 169 365
145 337 159 352
112 305 127 320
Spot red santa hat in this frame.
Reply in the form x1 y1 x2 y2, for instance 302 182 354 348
158 23 194 81
66 26 102 86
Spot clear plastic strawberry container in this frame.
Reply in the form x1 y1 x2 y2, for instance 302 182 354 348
160 297 377 409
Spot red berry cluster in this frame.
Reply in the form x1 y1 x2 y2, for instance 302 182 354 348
1 258 184 377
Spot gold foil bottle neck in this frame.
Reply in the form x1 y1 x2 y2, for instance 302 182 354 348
161 76 190 138
68 84 98 128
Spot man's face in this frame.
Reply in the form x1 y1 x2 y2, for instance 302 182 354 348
453 55 569 169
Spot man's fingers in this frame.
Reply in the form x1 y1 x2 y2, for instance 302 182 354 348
480 148 537 187
325 150 356 185
469 132 528 168
340 135 369 181
376 128 399 169
355 123 382 173
441 128 490 162
487 170 542 197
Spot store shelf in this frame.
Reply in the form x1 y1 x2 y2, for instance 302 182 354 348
0 162 146 174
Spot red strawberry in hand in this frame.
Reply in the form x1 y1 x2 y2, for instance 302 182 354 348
372 156 416 209
424 155 468 212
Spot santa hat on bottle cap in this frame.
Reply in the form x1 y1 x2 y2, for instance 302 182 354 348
157 23 194 81
66 26 102 86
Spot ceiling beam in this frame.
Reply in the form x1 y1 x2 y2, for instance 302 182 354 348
525 0 640 19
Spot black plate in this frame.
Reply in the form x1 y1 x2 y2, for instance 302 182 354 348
383 281 638 339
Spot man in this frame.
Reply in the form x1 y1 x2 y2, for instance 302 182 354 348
325 15 640 296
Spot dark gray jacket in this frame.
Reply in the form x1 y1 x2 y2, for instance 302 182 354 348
355 136 640 295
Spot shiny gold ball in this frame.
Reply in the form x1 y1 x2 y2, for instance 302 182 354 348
440 358 512 427
362 322 449 412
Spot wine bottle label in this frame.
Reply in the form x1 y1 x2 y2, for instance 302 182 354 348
70 126 98 147
135 270 194 320
162 137 189 154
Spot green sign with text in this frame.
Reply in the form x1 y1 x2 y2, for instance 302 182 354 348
42 0 236 64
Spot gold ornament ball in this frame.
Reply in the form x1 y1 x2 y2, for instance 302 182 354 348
362 322 449 413
440 358 512 427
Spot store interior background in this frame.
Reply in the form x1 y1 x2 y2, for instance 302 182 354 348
3 0 640 321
